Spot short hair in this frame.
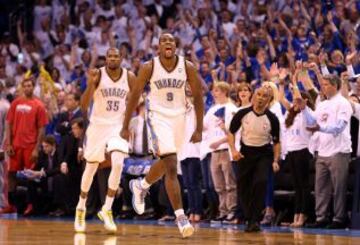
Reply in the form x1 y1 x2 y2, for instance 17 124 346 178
254 86 272 101
43 135 56 146
323 74 342 90
67 92 81 102
71 117 84 129
22 77 35 87
106 47 120 56
213 81 230 96
200 60 210 66
160 31 173 37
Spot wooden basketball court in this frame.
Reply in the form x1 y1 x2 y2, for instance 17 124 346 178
1 218 360 244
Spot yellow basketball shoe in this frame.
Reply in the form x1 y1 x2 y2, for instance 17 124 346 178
97 207 117 233
74 209 86 233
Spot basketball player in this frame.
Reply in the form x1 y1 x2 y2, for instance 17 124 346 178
74 47 135 233
120 33 204 238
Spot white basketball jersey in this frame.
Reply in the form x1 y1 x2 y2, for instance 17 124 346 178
148 55 187 116
89 66 129 125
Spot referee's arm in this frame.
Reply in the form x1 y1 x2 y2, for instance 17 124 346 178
268 111 281 163
228 109 246 157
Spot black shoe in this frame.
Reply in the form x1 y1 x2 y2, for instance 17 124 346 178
245 222 261 232
306 220 328 229
326 221 347 229
210 215 226 223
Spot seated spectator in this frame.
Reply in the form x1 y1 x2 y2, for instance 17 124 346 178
17 135 61 215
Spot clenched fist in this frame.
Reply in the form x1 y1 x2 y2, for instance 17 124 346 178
87 68 100 87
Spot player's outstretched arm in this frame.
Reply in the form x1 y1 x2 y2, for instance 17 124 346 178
120 62 152 141
80 68 100 114
186 60 204 143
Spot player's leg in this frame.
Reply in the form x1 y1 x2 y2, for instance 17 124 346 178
74 161 99 232
163 114 193 237
5 147 22 213
162 154 194 237
75 124 105 232
130 158 166 214
77 162 99 209
97 133 128 232
129 112 169 214
97 151 125 232
162 154 182 210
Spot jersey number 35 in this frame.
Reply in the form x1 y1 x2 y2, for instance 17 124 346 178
106 101 119 111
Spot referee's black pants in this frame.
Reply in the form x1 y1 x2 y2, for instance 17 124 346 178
236 152 272 223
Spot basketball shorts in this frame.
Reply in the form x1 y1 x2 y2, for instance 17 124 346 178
146 111 186 156
84 123 128 163
9 146 36 172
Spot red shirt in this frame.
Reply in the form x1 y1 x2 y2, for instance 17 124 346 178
6 97 48 148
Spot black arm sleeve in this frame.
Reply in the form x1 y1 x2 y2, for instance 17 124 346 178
266 110 280 144
229 107 251 134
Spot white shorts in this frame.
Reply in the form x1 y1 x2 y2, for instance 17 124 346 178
147 111 186 156
84 123 128 163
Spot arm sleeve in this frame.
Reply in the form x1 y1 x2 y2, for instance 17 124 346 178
319 99 352 135
319 120 348 136
229 107 249 134
267 111 280 144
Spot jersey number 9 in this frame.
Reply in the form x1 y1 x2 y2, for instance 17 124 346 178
166 92 174 102
106 101 119 111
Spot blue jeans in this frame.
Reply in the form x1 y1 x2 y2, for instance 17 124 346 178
200 154 218 207
181 158 203 215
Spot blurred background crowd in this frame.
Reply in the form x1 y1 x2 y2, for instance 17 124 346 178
0 0 360 229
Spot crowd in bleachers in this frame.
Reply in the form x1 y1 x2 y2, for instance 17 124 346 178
0 0 360 229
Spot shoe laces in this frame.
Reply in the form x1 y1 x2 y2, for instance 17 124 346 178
177 215 189 227
77 210 85 225
106 210 115 224
139 188 149 204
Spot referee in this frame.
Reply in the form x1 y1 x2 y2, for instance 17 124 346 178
228 87 281 232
